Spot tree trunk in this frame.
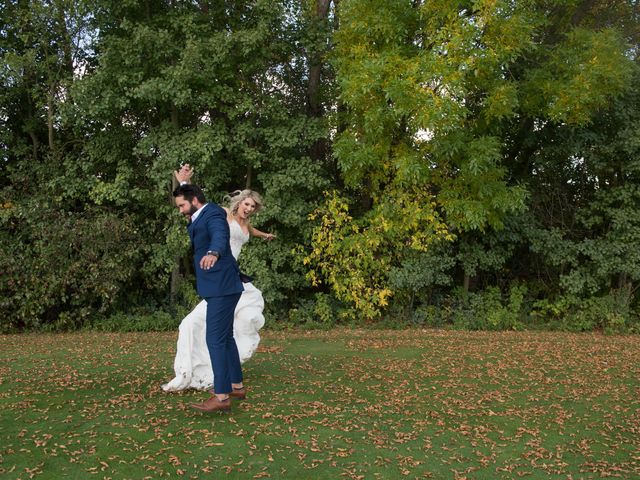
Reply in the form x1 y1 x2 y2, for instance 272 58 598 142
47 88 55 150
306 0 331 117
54 0 74 74
28 130 39 162
170 103 181 305
306 0 332 164
245 164 253 189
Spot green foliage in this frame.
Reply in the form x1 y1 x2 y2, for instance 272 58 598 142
532 289 640 334
411 304 449 328
452 285 527 331
522 28 633 125
245 156 333 317
324 0 640 327
389 246 456 293
333 0 531 227
3 0 640 332
304 192 395 320
286 293 344 330
0 200 143 332
304 189 453 319
70 0 335 322
519 68 640 315
1 0 335 330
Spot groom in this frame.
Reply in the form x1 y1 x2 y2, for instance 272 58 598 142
173 183 244 413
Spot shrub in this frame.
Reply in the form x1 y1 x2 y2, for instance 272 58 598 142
452 285 527 331
531 288 640 333
567 290 638 334
0 203 144 332
287 293 344 329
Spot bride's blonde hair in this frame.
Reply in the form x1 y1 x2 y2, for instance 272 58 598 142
224 189 265 215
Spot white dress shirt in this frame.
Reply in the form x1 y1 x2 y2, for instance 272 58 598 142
190 203 208 223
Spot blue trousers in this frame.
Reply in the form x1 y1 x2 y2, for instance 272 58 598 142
205 292 243 394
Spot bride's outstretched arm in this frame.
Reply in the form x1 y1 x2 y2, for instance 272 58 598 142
249 225 275 241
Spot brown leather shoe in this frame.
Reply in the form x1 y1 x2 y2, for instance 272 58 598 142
212 387 247 401
190 396 231 413
230 387 247 401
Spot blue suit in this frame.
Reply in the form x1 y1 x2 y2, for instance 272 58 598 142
187 203 244 394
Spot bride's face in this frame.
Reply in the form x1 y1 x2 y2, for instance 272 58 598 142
237 198 257 219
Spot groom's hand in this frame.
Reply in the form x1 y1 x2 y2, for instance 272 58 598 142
200 253 218 270
174 164 193 184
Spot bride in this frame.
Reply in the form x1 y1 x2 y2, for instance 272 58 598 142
162 166 274 392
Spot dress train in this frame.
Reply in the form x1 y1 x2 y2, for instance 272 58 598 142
162 281 265 391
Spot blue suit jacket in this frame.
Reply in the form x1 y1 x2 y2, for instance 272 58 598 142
187 203 243 298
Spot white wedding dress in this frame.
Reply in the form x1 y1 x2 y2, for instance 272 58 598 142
162 220 265 391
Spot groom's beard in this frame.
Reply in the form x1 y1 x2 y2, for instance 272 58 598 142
183 202 199 219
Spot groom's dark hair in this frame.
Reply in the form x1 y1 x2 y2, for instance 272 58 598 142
173 184 207 204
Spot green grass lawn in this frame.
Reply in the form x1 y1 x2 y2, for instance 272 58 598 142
1 329 638 479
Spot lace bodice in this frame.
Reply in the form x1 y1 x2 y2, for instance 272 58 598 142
229 220 250 260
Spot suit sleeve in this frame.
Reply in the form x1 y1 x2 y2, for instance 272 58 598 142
205 208 230 256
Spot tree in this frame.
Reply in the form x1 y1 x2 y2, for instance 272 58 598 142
1 0 337 330
307 0 635 319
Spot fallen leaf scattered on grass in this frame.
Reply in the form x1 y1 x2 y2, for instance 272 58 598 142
0 329 638 479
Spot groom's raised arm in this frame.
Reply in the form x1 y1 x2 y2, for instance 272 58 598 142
174 164 194 184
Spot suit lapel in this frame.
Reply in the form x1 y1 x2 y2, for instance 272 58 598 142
187 204 208 242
